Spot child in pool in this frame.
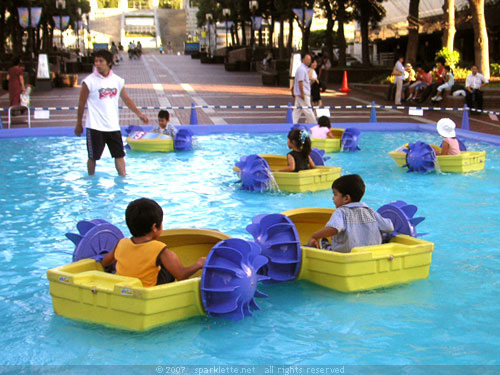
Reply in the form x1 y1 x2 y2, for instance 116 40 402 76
436 118 460 156
151 110 178 138
280 128 316 172
310 116 335 139
307 174 394 253
102 198 205 287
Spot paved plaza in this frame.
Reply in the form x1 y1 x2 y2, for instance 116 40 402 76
1 52 500 136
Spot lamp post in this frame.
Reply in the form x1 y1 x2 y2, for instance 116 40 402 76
222 8 230 50
205 13 213 58
56 0 66 49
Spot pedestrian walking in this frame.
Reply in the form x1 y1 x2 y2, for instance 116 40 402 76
292 53 316 124
6 57 25 110
75 50 149 177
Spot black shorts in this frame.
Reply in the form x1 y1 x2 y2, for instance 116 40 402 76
86 128 125 160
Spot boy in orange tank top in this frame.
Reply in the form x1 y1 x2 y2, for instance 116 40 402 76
102 198 205 287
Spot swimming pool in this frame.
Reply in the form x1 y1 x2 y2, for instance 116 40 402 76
0 131 499 366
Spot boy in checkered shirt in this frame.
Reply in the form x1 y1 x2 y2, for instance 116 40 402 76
307 174 394 253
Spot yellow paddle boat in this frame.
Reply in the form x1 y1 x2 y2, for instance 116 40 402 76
48 228 229 331
311 128 344 152
126 131 174 152
389 142 486 173
245 202 432 293
282 207 433 292
234 154 341 193
48 221 269 331
126 129 194 153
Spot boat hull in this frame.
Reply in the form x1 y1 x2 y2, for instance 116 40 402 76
282 208 434 292
47 229 230 331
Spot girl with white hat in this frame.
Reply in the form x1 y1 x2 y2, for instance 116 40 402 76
436 118 461 156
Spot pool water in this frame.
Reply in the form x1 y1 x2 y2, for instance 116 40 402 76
0 131 499 365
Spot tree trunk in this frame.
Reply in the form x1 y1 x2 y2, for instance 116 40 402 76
405 0 420 64
287 16 294 55
232 23 238 46
0 6 5 58
469 0 490 78
301 25 311 54
241 22 247 46
324 3 335 64
278 18 285 57
337 0 347 67
442 0 455 50
360 10 370 66
269 15 274 46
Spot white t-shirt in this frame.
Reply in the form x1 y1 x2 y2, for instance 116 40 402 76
82 70 125 132
466 73 488 89
294 63 311 96
394 61 405 81
310 125 330 139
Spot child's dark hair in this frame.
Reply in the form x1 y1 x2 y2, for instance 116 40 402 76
317 116 331 129
158 110 170 120
332 174 365 202
444 65 453 74
125 198 163 237
93 49 114 67
288 128 312 158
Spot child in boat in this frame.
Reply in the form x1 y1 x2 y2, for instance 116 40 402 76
436 118 461 156
151 109 177 138
307 174 394 253
102 198 205 287
310 116 335 139
280 128 316 172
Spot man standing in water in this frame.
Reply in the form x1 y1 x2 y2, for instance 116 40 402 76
75 50 149 176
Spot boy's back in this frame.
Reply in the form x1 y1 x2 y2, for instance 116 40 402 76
326 202 394 253
114 238 166 287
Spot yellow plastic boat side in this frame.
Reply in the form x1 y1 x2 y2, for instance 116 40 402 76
47 229 230 331
282 208 434 292
388 145 486 173
241 154 342 193
126 133 174 152
311 129 344 152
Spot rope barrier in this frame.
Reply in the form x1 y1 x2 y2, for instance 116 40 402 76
1 103 499 116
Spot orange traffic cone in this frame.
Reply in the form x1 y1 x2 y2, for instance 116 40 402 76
339 70 351 93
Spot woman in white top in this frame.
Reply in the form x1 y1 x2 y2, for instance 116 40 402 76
309 58 322 106
432 65 455 102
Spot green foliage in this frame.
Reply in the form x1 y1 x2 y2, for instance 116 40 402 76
159 0 182 9
452 67 470 81
383 75 394 84
309 30 337 49
97 0 119 7
491 63 500 77
435 47 460 68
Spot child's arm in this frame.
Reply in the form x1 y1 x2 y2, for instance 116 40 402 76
327 131 335 139
307 226 338 248
279 154 296 172
160 248 206 281
375 213 395 233
439 141 450 156
308 156 316 169
102 248 116 267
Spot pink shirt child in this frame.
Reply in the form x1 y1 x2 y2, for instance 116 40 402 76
310 125 331 139
443 138 460 155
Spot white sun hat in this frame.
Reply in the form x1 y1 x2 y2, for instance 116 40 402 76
436 118 456 138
